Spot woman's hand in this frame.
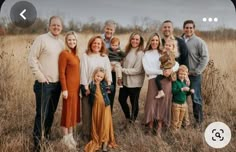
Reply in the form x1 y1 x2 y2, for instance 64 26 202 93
85 89 90 96
111 64 115 71
62 90 68 99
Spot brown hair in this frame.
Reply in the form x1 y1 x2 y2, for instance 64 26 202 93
144 32 162 53
64 31 80 56
125 32 144 55
110 37 120 45
86 35 107 56
49 16 63 26
183 20 195 29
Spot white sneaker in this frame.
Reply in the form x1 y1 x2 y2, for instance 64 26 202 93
155 90 165 99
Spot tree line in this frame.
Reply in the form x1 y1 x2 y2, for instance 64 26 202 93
1 17 236 41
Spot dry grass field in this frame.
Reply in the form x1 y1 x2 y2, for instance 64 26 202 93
0 34 235 152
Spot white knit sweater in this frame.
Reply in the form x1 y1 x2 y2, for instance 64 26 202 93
80 53 112 87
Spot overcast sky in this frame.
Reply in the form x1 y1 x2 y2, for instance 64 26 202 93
1 0 235 30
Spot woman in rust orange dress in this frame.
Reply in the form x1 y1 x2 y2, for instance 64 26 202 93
84 67 117 152
59 31 80 150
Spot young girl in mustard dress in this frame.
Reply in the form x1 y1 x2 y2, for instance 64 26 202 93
84 67 117 152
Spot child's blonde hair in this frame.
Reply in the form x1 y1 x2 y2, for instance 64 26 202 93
92 67 107 82
178 65 188 74
165 37 178 57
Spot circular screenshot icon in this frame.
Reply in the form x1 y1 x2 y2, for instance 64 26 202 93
10 1 37 28
204 122 231 149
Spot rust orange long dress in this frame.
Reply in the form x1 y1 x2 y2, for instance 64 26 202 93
59 49 80 127
84 84 117 152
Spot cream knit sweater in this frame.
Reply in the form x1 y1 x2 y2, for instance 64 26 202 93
28 32 64 82
122 48 145 88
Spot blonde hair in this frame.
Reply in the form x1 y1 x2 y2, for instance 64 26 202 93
92 67 107 82
86 35 107 56
64 31 80 56
125 32 144 55
164 37 178 57
178 65 188 73
144 32 162 53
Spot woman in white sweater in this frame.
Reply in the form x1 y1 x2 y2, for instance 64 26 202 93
118 32 145 125
142 33 179 136
80 35 112 142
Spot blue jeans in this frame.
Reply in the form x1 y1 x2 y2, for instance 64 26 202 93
33 81 61 146
189 75 203 123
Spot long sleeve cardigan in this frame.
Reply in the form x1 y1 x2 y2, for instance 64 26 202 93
122 48 145 88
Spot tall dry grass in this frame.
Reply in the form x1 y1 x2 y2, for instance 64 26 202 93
0 34 235 152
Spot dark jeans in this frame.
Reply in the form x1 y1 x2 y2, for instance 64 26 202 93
81 96 92 141
155 74 165 90
33 81 61 147
189 75 203 123
108 71 116 112
118 86 141 122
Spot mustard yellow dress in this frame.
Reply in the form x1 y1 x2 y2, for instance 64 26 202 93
84 84 117 152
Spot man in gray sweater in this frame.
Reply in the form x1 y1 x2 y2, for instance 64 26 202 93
182 20 209 128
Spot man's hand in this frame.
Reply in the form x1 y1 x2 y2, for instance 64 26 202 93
190 89 195 94
38 77 49 84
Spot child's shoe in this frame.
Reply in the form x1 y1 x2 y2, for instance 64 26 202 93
102 142 108 152
155 90 165 99
117 78 123 88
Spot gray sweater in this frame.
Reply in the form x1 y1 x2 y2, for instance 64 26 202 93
184 34 209 75
122 48 145 88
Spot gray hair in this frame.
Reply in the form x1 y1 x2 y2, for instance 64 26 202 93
104 20 116 29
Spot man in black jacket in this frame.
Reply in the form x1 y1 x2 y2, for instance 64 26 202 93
161 20 189 67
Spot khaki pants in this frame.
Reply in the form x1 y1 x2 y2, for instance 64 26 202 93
171 102 187 130
183 102 190 126
111 61 122 79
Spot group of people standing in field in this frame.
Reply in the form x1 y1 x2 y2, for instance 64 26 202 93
28 16 209 152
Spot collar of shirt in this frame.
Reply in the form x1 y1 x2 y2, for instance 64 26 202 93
48 32 60 40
